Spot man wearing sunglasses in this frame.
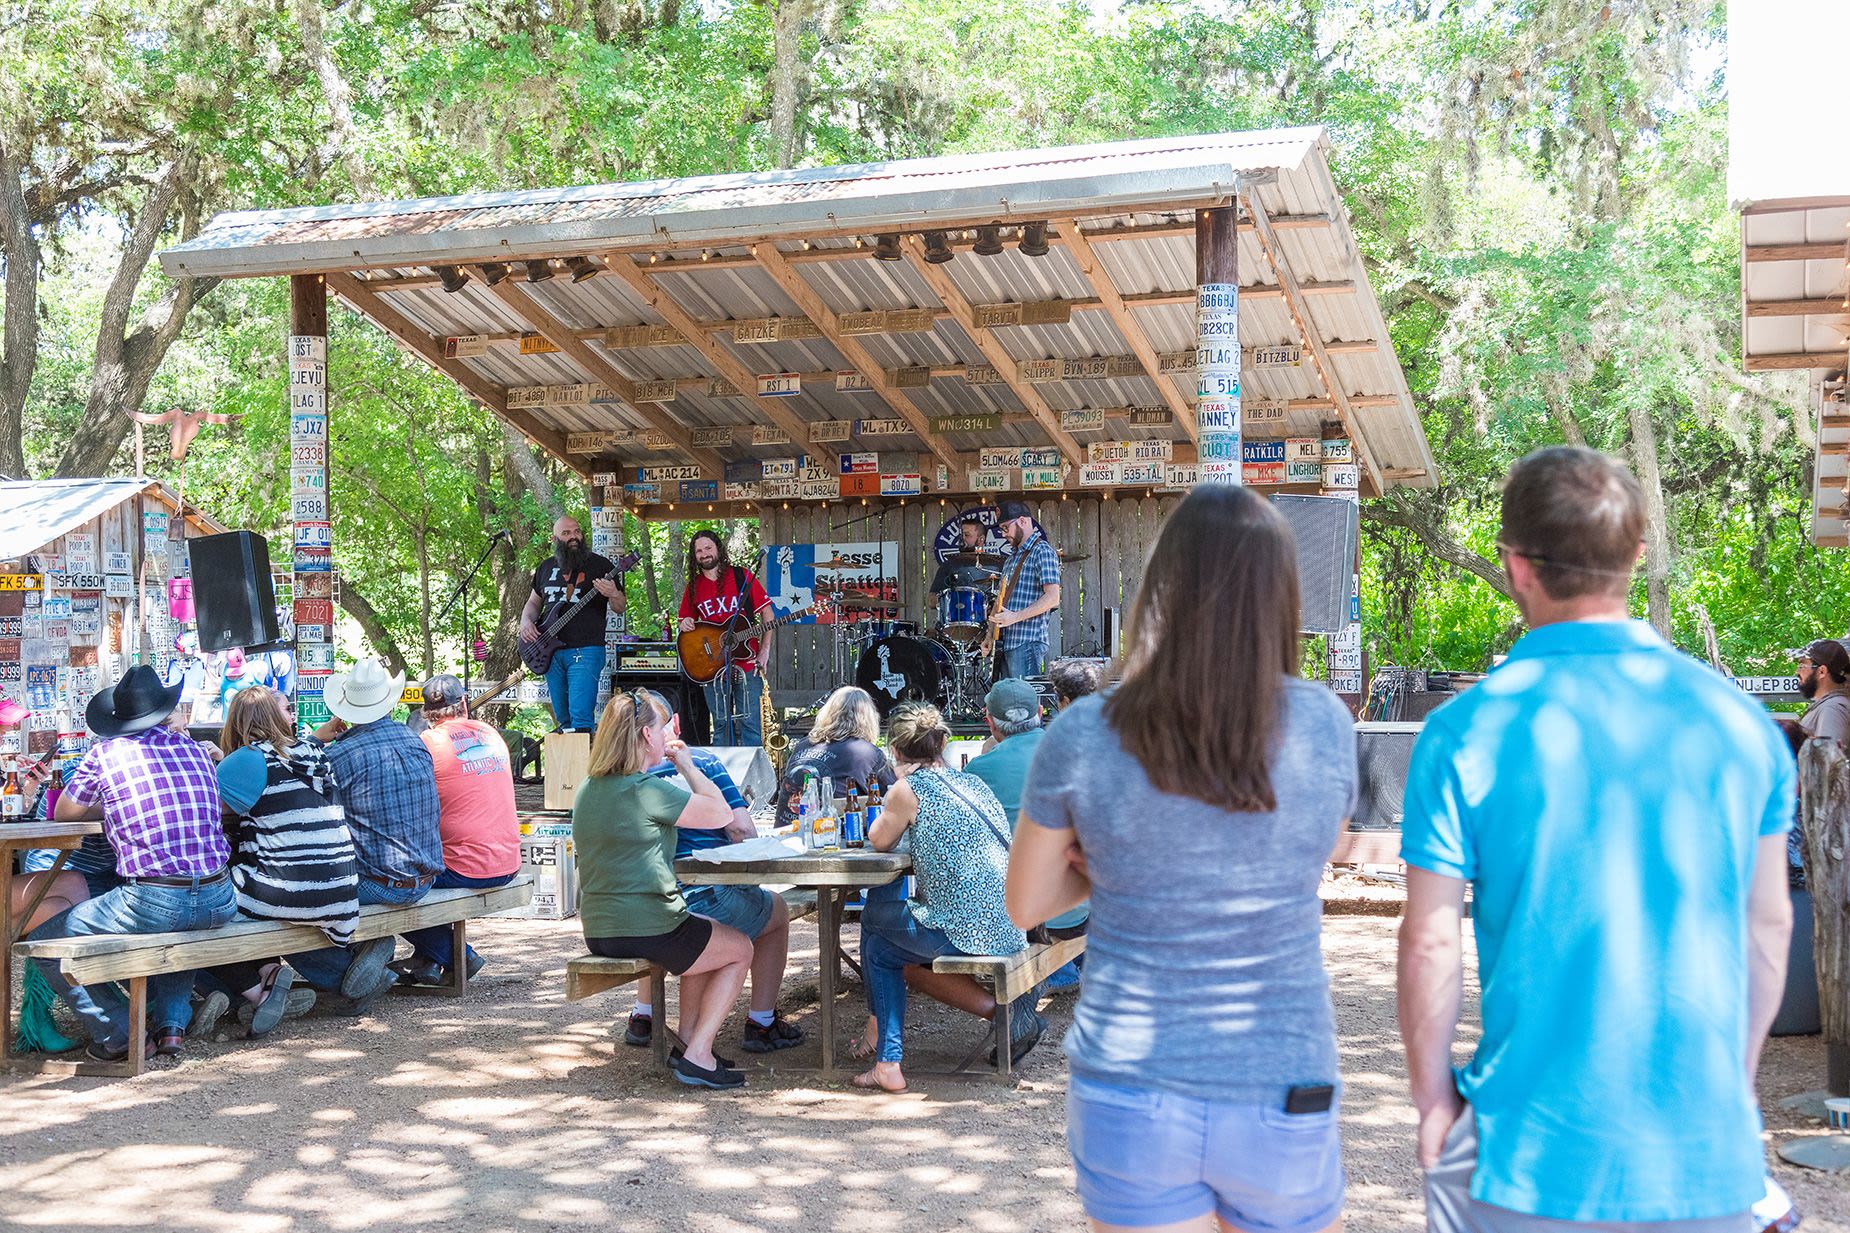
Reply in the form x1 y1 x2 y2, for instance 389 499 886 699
1796 638 1850 744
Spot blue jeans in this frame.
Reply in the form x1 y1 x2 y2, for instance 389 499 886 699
703 668 763 746
861 896 965 1063
1000 641 1047 679
289 877 430 991
22 836 122 898
403 869 514 969
545 644 607 732
31 875 238 1049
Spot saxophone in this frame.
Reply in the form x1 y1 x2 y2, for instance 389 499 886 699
761 685 789 773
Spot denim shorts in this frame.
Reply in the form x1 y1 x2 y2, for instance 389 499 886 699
1067 1074 1344 1231
681 883 776 940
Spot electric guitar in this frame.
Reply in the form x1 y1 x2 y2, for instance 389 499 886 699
519 549 642 675
980 531 1042 662
677 605 812 685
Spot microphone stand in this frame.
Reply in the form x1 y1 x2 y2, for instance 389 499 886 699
439 533 505 708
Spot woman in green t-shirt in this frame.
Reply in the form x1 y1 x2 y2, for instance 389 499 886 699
574 690 753 1089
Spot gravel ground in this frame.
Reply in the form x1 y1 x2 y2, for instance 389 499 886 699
1 912 1844 1232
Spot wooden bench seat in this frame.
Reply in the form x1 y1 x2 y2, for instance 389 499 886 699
11 876 533 1078
933 933 1086 1079
564 888 818 1069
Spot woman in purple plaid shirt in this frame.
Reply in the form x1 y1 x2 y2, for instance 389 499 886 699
32 665 236 1061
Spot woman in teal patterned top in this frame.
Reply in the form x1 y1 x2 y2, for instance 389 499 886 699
850 703 1033 1093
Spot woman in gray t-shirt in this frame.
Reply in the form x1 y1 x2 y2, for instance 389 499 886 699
1009 484 1355 1233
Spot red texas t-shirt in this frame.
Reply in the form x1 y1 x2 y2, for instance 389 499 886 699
680 569 772 670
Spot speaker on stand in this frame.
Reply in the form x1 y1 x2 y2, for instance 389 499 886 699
186 531 282 652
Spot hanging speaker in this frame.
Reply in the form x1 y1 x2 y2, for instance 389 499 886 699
1269 495 1359 635
187 531 282 652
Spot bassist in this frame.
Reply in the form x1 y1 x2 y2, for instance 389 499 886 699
519 516 624 733
677 529 773 746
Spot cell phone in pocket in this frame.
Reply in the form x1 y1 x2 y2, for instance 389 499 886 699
1285 1083 1335 1114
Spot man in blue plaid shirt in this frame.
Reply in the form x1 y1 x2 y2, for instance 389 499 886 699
991 499 1063 679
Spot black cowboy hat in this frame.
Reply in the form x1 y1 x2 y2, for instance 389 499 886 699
86 664 183 738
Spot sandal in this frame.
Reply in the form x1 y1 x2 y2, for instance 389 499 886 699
849 1068 908 1094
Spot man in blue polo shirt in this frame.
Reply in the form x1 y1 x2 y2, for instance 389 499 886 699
1397 447 1794 1231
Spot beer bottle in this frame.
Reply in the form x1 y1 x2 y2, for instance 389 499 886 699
1 762 21 818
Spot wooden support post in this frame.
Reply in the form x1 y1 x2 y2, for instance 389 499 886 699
1194 206 1241 485
289 275 333 730
1800 739 1850 1096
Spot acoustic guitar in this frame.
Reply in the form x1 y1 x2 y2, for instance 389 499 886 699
979 531 1043 662
519 549 642 674
677 605 812 685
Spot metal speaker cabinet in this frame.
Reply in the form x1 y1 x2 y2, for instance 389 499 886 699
186 530 281 652
1270 494 1360 635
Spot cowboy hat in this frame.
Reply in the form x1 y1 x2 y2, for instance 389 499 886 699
324 658 406 726
87 664 183 738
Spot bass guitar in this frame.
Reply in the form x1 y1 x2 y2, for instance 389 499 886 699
519 549 642 675
677 604 812 685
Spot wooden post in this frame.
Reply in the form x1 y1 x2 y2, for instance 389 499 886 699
1194 206 1240 485
1320 421 1364 710
1800 739 1850 1095
289 275 334 731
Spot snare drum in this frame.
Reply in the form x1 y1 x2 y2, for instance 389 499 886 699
935 586 990 643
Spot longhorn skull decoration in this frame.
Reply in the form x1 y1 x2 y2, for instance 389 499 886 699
130 405 241 461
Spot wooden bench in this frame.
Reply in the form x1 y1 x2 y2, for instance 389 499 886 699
11 876 533 1077
934 933 1087 1079
565 888 818 1069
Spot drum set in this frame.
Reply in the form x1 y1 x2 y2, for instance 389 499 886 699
815 550 1006 722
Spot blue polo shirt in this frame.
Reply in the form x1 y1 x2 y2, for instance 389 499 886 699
1401 619 1793 1222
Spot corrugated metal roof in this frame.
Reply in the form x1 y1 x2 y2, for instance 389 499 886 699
157 129 1436 489
0 479 227 561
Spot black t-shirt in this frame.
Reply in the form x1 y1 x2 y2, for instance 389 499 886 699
774 737 897 825
530 554 614 649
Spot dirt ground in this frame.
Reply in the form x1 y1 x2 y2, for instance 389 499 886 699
2 912 1845 1233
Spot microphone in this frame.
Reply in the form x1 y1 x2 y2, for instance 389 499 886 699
491 529 513 544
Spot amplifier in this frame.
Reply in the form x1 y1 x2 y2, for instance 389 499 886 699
611 664 711 746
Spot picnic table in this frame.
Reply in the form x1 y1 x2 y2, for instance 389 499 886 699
673 845 910 1072
2 819 104 1073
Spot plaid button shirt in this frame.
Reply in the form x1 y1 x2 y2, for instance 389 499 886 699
321 717 444 884
62 724 229 878
999 534 1061 650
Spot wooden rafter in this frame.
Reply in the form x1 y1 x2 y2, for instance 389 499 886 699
1242 193 1385 493
1745 351 1849 372
602 253 837 470
753 243 963 473
1745 242 1847 263
325 272 589 477
1055 220 1196 441
487 281 725 478
1746 298 1850 318
898 236 1088 466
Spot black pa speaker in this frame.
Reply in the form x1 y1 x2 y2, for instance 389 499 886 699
1269 495 1359 635
187 531 281 652
1353 721 1422 830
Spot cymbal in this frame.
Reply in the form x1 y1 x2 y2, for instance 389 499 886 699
943 550 1005 565
1059 552 1090 564
839 594 900 611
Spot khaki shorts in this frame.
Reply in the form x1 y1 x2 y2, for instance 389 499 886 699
1424 1106 1753 1233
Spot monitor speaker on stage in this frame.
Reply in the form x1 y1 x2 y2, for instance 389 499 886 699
1270 495 1359 635
611 667 711 746
187 531 281 652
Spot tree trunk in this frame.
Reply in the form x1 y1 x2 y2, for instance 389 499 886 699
502 423 564 521
1798 738 1850 1093
0 139 40 480
293 0 376 199
415 524 435 675
636 516 662 637
1626 399 1672 636
769 0 808 168
1361 498 1513 600
338 582 411 677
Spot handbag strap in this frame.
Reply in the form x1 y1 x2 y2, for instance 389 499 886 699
918 765 1012 849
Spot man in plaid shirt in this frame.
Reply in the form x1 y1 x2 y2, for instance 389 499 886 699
990 499 1063 679
35 665 237 1061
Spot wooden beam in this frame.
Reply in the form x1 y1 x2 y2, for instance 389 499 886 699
897 235 1089 466
1745 242 1849 263
1055 221 1196 442
1745 351 1849 372
1242 194 1385 493
753 243 963 473
603 254 837 470
325 272 588 476
1747 298 1850 318
487 281 724 478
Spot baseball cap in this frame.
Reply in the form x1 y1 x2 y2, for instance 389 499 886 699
0 698 27 726
997 499 1033 523
421 673 467 711
1802 640 1850 677
985 678 1041 725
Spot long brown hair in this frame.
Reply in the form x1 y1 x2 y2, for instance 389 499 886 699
221 686 297 754
1104 485 1300 811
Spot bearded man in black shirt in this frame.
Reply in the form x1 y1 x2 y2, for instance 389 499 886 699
519 516 624 732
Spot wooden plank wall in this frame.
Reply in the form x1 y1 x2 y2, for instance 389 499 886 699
759 494 1182 703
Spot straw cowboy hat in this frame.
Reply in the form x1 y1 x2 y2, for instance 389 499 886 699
324 659 406 726
87 664 184 738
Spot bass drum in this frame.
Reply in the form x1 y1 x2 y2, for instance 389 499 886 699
855 634 950 717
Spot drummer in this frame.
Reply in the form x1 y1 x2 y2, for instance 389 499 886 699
928 518 997 607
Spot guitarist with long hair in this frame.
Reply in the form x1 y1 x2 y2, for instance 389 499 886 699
519 516 624 733
677 529 773 746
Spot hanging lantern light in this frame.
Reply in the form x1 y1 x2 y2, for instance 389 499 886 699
922 231 955 264
873 234 902 262
479 262 512 286
1018 221 1051 258
972 225 1005 257
435 265 470 293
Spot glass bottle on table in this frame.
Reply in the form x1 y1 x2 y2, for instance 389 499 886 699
1 760 21 818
